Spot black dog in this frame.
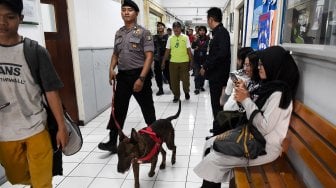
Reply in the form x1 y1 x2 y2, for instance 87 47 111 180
117 101 181 188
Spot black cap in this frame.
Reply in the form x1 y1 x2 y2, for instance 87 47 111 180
157 22 165 27
122 0 139 12
0 0 23 15
172 22 182 28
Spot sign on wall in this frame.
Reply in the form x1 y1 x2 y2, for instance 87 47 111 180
22 0 39 25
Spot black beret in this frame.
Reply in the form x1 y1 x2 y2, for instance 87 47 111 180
157 22 165 27
122 0 139 12
0 0 23 15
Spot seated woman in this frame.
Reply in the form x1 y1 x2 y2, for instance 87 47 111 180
194 46 300 188
223 51 260 111
220 47 253 106
211 51 261 136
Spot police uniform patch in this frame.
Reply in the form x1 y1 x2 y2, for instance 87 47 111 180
146 35 152 41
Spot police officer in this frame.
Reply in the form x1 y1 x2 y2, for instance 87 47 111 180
98 0 156 152
154 21 170 95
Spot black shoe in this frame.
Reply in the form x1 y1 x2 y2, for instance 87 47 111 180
156 90 164 96
200 87 205 91
173 98 179 103
185 93 190 100
194 89 200 95
98 142 117 153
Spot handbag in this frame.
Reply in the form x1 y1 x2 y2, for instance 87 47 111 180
45 105 83 156
212 110 267 159
62 109 83 156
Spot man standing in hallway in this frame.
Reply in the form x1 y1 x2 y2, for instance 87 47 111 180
200 7 231 119
98 0 156 152
162 21 193 103
192 26 209 95
153 21 169 95
0 0 68 187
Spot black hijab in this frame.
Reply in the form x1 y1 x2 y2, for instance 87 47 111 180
255 46 300 109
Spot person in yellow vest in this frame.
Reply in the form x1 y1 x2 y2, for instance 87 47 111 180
162 21 193 102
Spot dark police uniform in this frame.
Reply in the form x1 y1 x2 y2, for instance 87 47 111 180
153 33 170 92
107 24 156 144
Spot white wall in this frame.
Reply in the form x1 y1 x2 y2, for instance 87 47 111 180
19 24 44 45
73 0 123 48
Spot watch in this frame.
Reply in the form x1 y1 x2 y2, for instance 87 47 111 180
138 76 146 82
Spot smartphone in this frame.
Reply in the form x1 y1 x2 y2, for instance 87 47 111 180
0 102 10 110
230 73 238 83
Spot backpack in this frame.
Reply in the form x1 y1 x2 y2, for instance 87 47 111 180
23 37 83 156
23 38 63 176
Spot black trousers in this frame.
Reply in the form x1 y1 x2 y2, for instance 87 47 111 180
154 60 164 90
154 60 170 90
209 80 225 119
107 68 156 144
163 61 170 85
194 63 205 89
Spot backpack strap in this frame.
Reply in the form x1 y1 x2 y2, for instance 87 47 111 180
23 37 42 87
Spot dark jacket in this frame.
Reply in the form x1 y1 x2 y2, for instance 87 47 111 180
153 34 169 62
203 23 231 83
192 35 209 64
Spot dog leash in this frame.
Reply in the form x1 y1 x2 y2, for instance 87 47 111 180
111 79 122 130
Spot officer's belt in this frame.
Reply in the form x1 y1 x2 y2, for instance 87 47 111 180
118 68 143 75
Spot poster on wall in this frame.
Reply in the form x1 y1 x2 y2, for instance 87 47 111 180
252 5 263 38
258 12 270 50
22 0 39 25
270 10 277 46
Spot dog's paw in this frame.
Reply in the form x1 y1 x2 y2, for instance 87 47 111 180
148 171 155 177
159 163 166 169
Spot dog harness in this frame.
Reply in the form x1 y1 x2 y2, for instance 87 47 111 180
137 127 162 163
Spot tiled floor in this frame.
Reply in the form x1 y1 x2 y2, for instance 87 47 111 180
2 77 229 188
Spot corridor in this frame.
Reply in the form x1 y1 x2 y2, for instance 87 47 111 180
2 79 229 188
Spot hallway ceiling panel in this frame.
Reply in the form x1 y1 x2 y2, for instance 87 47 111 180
161 0 228 26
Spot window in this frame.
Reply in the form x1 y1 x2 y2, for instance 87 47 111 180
149 12 161 35
282 0 336 46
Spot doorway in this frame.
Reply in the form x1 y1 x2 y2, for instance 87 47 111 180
40 0 79 123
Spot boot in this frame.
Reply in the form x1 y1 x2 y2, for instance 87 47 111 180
98 131 118 153
201 180 221 188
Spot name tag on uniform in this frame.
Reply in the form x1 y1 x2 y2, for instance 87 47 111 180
130 37 140 43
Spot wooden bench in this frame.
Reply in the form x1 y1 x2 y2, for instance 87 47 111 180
231 100 336 187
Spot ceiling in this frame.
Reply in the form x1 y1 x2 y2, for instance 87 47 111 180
159 0 229 26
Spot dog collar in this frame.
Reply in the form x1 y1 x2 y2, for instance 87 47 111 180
137 127 162 163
